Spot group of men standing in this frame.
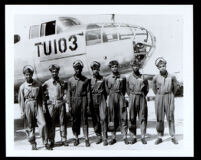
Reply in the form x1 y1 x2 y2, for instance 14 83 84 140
18 57 179 150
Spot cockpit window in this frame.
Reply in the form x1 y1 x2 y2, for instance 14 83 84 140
86 29 101 46
132 27 149 42
40 21 56 37
119 27 134 40
103 24 118 28
102 26 118 42
29 25 40 39
60 19 78 26
57 18 80 34
87 24 102 29
30 18 81 38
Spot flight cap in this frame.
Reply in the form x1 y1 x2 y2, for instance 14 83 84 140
155 57 167 67
49 64 60 72
109 60 119 68
130 59 141 67
90 61 101 70
73 60 84 68
23 65 34 74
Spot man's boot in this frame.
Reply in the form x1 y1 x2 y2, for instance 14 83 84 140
124 138 129 145
31 143 37 150
171 137 178 144
74 139 79 146
103 140 108 146
141 138 147 144
85 139 90 147
96 136 102 144
49 141 54 149
155 138 163 145
109 139 116 145
129 138 137 144
62 141 69 146
45 144 53 150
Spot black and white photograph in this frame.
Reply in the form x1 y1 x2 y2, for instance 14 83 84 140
6 5 193 157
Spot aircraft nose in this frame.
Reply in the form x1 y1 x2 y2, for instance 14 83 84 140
14 34 20 44
132 34 156 68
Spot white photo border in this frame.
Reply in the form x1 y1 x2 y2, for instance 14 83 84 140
6 5 193 157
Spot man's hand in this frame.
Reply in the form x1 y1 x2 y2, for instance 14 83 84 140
106 99 109 107
46 100 52 105
42 105 46 113
87 106 91 116
20 111 25 119
124 99 129 107
68 107 72 116
122 106 126 112
62 99 67 104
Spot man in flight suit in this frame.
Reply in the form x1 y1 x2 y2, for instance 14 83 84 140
152 57 179 145
18 65 49 150
105 60 129 145
67 60 90 147
42 64 68 149
89 61 108 146
126 59 149 144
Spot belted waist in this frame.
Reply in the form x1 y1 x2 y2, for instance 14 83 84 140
48 97 63 101
130 91 144 95
109 90 121 94
25 98 38 102
157 91 171 95
92 91 104 95
47 97 64 105
72 94 87 98
92 93 101 95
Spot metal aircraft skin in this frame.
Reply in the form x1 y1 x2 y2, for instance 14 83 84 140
14 16 156 100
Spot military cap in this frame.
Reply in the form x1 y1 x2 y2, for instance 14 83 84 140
130 59 141 67
155 57 167 67
73 60 84 68
23 65 34 74
48 64 60 72
108 60 119 68
90 61 101 69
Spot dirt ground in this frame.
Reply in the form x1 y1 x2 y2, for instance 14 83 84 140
14 97 183 151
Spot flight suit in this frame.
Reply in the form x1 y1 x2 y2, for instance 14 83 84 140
42 78 67 143
126 73 149 137
18 80 48 145
67 75 91 138
90 75 108 141
105 73 128 139
152 73 178 137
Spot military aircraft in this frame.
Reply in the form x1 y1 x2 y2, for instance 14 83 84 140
14 16 157 101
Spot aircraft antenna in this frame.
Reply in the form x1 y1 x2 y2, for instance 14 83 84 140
111 14 115 23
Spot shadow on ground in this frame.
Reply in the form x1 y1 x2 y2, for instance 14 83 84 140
14 115 183 143
15 129 183 145
15 117 183 131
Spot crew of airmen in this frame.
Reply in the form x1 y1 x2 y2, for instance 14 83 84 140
18 57 179 150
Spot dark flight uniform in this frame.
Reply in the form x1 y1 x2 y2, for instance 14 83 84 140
152 57 178 144
90 61 108 145
42 64 67 146
67 60 91 146
18 65 48 150
126 60 149 144
105 60 128 144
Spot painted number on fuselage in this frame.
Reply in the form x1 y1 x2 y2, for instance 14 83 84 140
69 35 78 51
35 35 78 57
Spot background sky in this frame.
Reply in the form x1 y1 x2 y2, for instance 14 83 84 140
15 14 183 81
